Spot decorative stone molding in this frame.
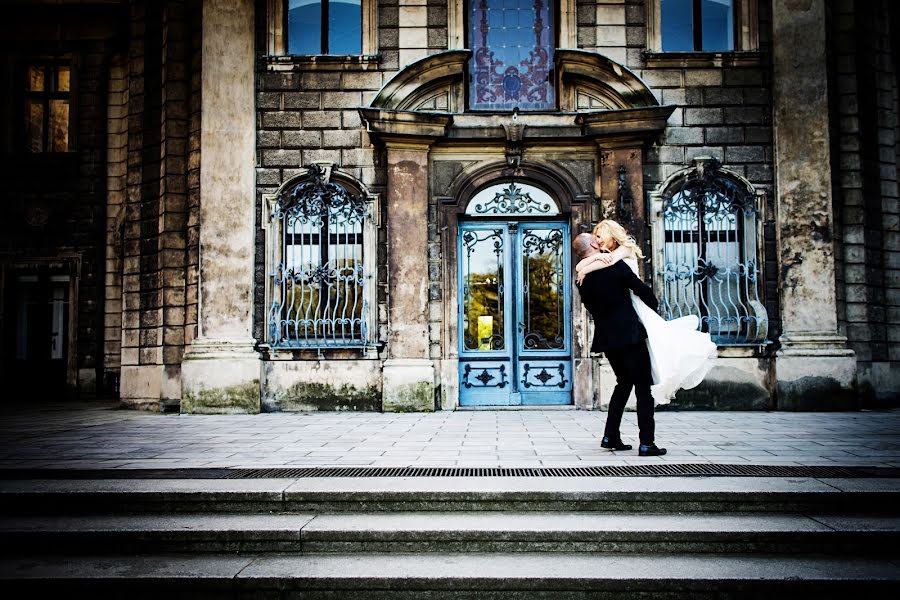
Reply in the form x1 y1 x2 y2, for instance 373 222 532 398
368 50 469 112
556 50 661 111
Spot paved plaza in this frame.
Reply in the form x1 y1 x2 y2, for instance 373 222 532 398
1 402 899 470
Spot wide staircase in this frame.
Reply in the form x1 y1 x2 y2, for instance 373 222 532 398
2 465 899 598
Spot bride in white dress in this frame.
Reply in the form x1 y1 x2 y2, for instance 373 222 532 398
575 220 717 405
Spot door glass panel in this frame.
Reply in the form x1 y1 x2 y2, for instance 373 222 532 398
461 228 505 352
520 227 565 351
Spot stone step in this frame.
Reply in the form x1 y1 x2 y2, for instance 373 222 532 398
2 476 897 514
2 512 898 555
2 552 898 597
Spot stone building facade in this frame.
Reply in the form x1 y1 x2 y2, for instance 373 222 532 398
1 0 897 412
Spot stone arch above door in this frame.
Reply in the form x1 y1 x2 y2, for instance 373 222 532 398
361 50 671 142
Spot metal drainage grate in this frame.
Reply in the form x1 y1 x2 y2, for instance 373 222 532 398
222 464 897 479
2 465 897 480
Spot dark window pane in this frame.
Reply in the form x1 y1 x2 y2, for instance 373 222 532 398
288 0 322 54
470 0 554 111
25 100 43 152
329 0 361 54
661 0 694 51
57 66 71 92
50 99 69 152
701 0 733 51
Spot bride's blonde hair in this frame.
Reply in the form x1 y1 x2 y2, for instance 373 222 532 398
593 219 644 259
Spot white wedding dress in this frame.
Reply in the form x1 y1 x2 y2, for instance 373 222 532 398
624 257 717 405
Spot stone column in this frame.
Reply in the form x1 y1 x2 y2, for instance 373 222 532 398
772 0 856 409
382 140 435 411
180 0 260 413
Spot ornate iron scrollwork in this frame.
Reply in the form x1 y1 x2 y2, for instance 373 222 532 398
521 363 568 389
462 364 509 389
662 158 757 219
276 163 369 225
660 157 768 345
267 165 371 349
474 183 553 215
521 228 563 256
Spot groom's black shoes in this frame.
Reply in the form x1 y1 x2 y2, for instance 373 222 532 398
601 436 633 451
639 443 667 456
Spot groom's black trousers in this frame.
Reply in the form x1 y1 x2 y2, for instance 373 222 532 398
603 340 655 446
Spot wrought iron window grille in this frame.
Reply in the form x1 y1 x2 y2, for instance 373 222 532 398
650 158 770 347
264 164 378 351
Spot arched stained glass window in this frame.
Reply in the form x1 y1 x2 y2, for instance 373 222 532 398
469 0 554 111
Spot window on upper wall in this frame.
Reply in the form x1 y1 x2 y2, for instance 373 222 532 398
286 0 362 55
469 0 554 111
645 0 759 55
22 60 73 153
661 0 733 52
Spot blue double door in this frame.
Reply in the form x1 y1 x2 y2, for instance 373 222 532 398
458 220 573 406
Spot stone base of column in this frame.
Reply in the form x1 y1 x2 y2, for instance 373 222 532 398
180 337 261 414
382 358 436 412
776 332 857 410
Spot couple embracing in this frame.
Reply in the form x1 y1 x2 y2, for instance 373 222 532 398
573 220 717 457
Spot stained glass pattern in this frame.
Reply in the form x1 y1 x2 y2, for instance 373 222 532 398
470 0 554 111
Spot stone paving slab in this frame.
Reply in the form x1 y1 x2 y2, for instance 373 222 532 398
0 402 899 470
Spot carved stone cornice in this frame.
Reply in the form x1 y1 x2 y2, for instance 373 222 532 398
359 108 453 144
576 105 676 146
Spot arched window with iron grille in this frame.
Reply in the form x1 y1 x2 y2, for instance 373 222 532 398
264 164 377 350
650 158 769 347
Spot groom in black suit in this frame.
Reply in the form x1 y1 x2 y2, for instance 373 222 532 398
572 233 666 456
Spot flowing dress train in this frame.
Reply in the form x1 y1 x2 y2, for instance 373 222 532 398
624 257 718 405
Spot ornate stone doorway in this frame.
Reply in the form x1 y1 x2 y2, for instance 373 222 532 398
457 182 572 406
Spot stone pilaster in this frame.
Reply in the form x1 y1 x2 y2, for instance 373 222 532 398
598 146 646 273
382 140 435 412
180 0 260 413
772 0 856 409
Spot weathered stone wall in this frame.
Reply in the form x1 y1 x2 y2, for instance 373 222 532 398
0 7 117 396
830 0 900 403
186 0 202 358
119 0 198 410
254 1 454 409
103 54 129 394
